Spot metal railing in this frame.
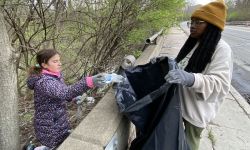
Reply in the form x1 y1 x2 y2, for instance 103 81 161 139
226 21 250 26
145 29 164 45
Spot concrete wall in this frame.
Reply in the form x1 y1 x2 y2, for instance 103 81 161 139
57 37 164 150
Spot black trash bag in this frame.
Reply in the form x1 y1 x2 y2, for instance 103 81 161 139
129 87 189 150
115 57 169 133
115 57 190 150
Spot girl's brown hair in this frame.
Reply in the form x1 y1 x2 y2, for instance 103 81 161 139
29 49 59 75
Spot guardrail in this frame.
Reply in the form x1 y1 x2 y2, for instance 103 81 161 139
226 21 250 26
145 29 164 45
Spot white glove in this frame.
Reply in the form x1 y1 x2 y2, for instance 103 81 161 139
165 69 195 87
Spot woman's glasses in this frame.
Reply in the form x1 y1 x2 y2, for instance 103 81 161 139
187 20 206 28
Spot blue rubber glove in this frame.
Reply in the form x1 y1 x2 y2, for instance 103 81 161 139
92 73 106 88
165 69 195 87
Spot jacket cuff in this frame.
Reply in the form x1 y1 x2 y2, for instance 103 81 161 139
191 73 200 89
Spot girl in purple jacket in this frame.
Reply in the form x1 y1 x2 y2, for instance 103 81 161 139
27 49 106 149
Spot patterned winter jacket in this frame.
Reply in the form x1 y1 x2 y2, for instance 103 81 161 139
27 73 90 148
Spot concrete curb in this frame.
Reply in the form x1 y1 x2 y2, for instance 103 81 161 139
230 86 250 118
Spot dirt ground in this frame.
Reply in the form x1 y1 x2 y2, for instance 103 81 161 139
19 93 103 149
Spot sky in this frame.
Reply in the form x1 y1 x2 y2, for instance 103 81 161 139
193 0 213 5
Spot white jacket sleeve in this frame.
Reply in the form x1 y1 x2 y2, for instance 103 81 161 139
191 40 233 102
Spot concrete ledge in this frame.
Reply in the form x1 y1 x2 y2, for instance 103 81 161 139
70 90 121 146
58 37 163 150
58 89 125 150
58 137 102 150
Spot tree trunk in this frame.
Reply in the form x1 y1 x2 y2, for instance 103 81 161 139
0 9 19 150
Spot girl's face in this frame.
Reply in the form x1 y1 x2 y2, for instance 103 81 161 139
189 17 208 39
42 54 61 73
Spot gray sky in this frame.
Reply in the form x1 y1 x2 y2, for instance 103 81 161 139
193 0 212 5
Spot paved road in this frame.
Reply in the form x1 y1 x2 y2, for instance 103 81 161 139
223 26 250 102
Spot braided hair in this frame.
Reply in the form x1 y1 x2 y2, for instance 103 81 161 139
176 23 222 73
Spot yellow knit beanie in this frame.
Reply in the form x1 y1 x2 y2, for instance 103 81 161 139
191 0 227 30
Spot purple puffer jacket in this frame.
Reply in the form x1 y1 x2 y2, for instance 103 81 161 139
27 73 89 148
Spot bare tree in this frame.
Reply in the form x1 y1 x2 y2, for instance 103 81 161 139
0 8 19 150
2 0 183 93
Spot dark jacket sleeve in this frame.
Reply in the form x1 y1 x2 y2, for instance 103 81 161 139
37 77 89 101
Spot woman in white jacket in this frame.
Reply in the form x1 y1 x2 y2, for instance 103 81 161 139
165 1 233 150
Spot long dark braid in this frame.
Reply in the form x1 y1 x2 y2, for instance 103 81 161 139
176 23 222 73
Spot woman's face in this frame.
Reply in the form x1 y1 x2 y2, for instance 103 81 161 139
189 18 208 39
42 54 62 73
